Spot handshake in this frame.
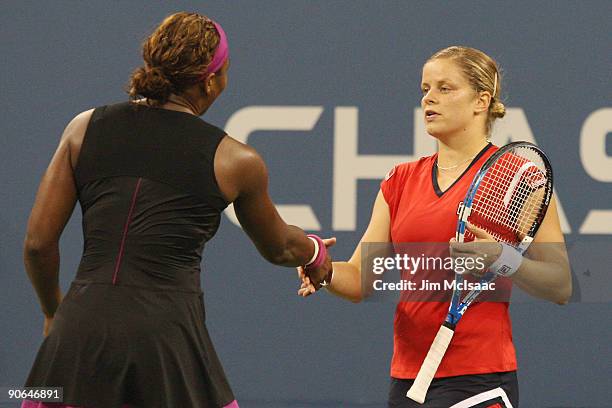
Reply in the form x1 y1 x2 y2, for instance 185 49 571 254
296 235 336 297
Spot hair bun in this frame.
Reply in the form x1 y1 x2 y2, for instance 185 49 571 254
491 100 506 118
128 65 174 103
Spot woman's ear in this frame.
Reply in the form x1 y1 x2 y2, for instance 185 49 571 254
475 90 492 114
203 73 216 95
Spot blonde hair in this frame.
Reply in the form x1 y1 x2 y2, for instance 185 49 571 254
127 12 220 104
429 46 506 134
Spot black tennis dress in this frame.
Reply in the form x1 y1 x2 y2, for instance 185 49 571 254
24 102 236 408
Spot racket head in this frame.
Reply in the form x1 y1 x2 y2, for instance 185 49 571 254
456 141 554 252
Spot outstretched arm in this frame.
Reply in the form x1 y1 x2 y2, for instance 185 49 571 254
214 136 317 267
300 190 392 302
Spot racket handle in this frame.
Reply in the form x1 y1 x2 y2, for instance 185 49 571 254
406 324 455 404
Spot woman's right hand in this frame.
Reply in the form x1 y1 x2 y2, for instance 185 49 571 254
297 237 336 297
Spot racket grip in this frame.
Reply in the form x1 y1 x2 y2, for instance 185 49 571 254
406 324 455 404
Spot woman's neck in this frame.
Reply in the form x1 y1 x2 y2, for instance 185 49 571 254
163 94 201 116
436 134 490 168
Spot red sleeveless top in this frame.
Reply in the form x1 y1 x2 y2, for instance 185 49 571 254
380 144 517 379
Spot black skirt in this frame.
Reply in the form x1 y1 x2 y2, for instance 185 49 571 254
24 282 235 408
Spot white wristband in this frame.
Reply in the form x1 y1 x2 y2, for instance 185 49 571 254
488 243 523 277
305 236 320 266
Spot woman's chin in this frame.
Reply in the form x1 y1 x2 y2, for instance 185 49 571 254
425 125 464 142
425 126 445 140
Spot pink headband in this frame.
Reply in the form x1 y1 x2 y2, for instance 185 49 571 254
204 21 229 76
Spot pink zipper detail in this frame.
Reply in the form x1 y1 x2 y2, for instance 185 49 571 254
112 178 142 285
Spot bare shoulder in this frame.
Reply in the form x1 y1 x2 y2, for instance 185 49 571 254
215 135 268 202
62 109 94 170
216 135 267 177
63 109 94 141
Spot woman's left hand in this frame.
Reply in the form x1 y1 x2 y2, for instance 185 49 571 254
449 223 503 278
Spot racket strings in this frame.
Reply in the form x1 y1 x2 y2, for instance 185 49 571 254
468 147 549 246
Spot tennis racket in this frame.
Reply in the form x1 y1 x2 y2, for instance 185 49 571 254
406 141 553 403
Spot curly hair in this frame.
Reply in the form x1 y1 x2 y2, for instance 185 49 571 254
127 12 220 104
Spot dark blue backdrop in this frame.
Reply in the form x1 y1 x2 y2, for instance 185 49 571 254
1 1 611 407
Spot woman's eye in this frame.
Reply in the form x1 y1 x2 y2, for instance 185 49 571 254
440 86 450 92
421 88 429 95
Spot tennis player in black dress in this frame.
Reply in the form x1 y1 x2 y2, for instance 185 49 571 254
22 12 331 408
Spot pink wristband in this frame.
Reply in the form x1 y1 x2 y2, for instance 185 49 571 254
305 234 327 270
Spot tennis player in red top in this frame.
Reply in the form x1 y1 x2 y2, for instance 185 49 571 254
299 46 571 407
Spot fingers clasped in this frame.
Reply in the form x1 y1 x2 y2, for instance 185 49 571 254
297 236 336 297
